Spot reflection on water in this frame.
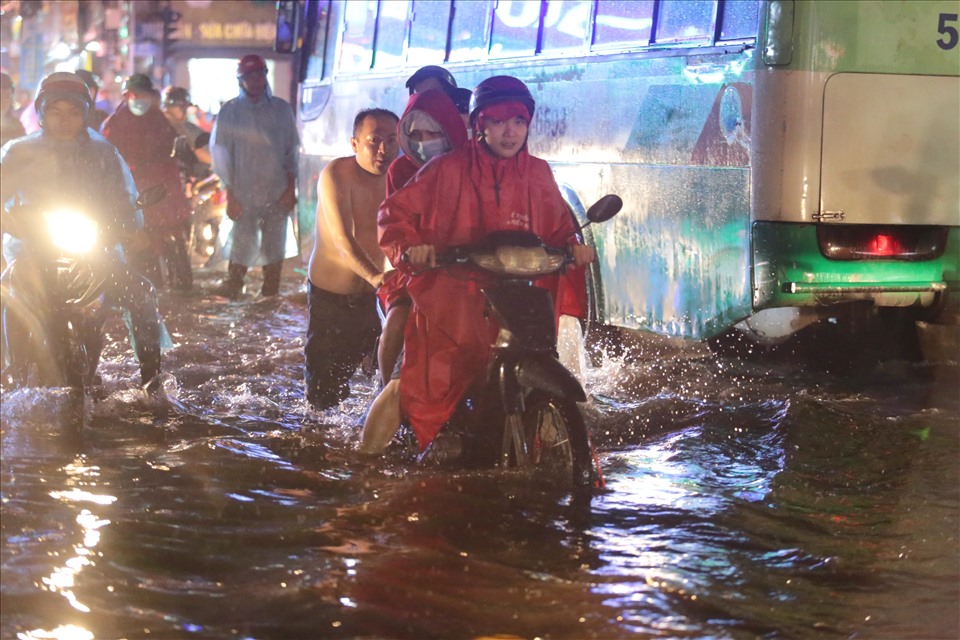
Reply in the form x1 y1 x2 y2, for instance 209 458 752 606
2 268 958 639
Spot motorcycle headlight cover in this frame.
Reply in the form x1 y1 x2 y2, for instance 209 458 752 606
45 209 98 254
471 245 564 277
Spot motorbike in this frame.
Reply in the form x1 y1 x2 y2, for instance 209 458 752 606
171 131 225 268
188 173 226 266
0 186 166 390
407 195 622 488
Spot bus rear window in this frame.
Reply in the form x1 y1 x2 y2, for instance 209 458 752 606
340 0 376 71
408 0 451 66
719 0 760 40
593 0 654 51
374 0 408 69
490 0 540 59
304 0 333 83
541 0 591 53
655 0 715 43
449 0 493 62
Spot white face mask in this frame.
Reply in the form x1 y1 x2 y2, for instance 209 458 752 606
128 98 151 116
413 137 450 163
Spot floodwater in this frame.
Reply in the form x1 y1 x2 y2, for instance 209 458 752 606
2 265 958 640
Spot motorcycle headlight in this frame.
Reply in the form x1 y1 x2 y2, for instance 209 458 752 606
471 246 565 277
44 209 98 254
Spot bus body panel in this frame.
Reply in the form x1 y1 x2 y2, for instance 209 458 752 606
753 222 959 310
821 73 959 227
750 1 959 317
529 54 755 337
286 0 958 345
791 0 960 76
751 68 828 224
297 44 757 339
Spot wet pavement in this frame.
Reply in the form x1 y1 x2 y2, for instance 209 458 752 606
2 263 958 639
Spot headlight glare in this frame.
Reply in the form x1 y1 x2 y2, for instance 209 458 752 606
471 246 564 276
45 210 98 254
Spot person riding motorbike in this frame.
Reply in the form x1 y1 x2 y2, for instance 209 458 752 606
1 71 26 149
74 69 109 132
102 73 193 291
368 76 595 453
161 86 212 177
375 89 469 383
0 71 164 390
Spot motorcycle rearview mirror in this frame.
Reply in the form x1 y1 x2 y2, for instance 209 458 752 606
577 194 623 235
586 195 622 225
136 185 168 209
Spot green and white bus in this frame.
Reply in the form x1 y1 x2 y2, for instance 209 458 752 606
276 0 959 349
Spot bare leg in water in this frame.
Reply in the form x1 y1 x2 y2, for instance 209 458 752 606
359 378 402 454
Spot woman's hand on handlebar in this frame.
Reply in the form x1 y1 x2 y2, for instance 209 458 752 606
405 244 436 268
570 244 596 268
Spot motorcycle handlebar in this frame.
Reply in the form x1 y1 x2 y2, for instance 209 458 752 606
402 242 574 271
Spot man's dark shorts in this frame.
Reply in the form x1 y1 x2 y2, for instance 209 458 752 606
304 283 379 410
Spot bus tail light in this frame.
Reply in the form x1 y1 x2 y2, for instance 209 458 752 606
817 225 948 261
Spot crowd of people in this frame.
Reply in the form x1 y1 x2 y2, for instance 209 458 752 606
0 59 594 457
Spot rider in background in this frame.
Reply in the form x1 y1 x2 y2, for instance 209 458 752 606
161 86 213 207
366 76 595 453
450 87 472 130
102 73 193 291
405 65 457 98
0 71 164 390
161 86 211 171
74 70 109 132
1 71 26 149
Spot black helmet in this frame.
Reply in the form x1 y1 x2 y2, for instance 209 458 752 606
450 87 472 115
34 71 93 117
122 73 154 95
469 76 535 127
162 86 191 106
405 65 456 95
74 69 100 92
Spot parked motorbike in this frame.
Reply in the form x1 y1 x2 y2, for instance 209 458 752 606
0 186 166 390
410 195 622 488
188 173 226 266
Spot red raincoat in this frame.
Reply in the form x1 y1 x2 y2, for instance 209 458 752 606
379 139 581 449
379 89 469 311
101 105 191 230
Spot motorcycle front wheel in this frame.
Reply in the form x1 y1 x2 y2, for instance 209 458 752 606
521 392 594 488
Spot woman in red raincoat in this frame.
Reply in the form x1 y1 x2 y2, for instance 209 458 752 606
377 88 469 383
102 74 193 290
377 76 595 451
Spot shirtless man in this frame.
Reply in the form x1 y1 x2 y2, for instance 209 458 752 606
304 108 399 411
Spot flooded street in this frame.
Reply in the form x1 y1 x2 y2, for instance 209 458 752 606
2 265 958 639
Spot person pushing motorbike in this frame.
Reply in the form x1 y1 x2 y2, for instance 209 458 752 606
365 76 595 453
0 71 164 391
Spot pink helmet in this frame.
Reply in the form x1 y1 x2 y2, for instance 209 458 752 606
468 76 535 127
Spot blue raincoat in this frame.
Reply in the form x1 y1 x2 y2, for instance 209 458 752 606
0 127 172 366
210 84 300 267
1 128 141 263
